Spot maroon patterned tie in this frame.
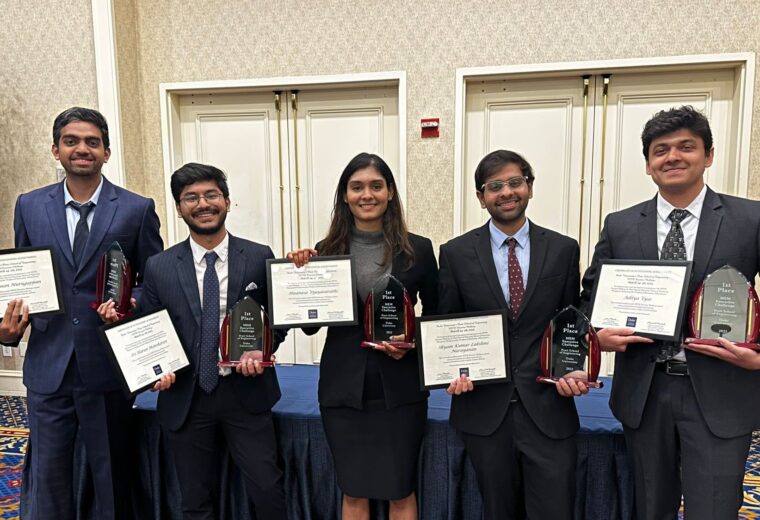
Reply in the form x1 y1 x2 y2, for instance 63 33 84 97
507 238 524 320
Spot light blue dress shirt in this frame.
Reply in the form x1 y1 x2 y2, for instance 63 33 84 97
63 177 104 250
489 219 530 308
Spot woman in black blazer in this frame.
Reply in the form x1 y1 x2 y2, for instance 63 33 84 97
288 152 438 520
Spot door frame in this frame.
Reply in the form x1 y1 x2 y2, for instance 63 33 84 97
453 53 756 235
159 71 407 245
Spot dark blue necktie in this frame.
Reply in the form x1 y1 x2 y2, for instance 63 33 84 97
69 201 95 267
199 251 220 393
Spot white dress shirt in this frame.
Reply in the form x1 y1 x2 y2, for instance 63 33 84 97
656 184 707 360
189 233 230 374
63 177 104 249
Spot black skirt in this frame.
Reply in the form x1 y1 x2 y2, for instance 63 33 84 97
320 399 427 500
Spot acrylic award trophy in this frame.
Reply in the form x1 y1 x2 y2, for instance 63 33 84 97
218 296 274 367
360 274 415 349
536 306 603 388
687 265 760 349
91 242 132 317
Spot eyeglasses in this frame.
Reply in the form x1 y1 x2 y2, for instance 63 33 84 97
480 177 530 193
179 191 224 206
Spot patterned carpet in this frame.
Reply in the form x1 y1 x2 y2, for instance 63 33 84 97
0 396 757 518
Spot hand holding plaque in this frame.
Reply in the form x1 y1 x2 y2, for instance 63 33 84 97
536 306 603 388
219 296 274 367
91 242 133 318
687 265 760 350
360 274 415 350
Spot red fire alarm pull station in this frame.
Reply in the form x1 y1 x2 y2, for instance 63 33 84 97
421 118 439 138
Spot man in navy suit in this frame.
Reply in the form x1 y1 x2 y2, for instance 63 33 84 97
123 162 286 519
582 106 760 519
439 150 582 519
0 107 163 519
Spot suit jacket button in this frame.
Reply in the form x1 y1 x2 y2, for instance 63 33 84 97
72 318 80 325
72 287 79 294
513 367 519 373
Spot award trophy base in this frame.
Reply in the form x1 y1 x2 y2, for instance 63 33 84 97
535 375 603 388
360 340 415 350
218 360 275 368
684 337 760 350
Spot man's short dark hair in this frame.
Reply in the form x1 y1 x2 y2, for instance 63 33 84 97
52 107 110 149
641 105 713 160
170 163 230 203
474 150 535 192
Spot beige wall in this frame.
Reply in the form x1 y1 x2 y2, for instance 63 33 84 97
0 0 98 370
115 0 760 248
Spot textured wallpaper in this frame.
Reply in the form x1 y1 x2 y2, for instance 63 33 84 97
114 0 760 249
0 0 99 370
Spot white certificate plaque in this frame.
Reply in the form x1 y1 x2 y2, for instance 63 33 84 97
99 308 190 397
0 247 63 316
416 310 510 390
267 255 357 328
589 260 692 341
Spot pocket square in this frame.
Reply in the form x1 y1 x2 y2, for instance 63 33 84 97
245 281 258 291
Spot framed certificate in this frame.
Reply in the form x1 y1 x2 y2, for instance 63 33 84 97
0 246 63 316
589 260 692 341
416 310 510 390
99 308 191 397
266 255 357 328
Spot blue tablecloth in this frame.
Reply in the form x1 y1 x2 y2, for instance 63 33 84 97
135 365 620 431
125 366 630 519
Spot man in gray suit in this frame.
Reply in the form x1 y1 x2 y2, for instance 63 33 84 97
102 163 287 519
581 106 760 519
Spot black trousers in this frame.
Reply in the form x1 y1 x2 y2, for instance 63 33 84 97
165 377 286 520
623 370 751 520
461 398 576 520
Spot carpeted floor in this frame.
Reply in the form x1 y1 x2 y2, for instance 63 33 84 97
0 395 758 519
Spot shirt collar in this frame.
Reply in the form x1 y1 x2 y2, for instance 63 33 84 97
190 233 229 265
63 176 104 206
489 218 530 249
656 184 707 223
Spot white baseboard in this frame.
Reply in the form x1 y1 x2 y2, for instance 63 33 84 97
0 370 26 396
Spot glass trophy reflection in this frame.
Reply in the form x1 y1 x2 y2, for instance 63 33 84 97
360 274 415 349
92 242 132 317
218 296 274 367
687 265 760 349
536 306 603 388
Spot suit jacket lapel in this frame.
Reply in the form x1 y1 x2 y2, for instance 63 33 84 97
176 240 202 328
45 182 74 268
518 223 547 319
475 223 509 308
227 235 246 306
638 196 659 259
692 188 723 286
78 177 118 276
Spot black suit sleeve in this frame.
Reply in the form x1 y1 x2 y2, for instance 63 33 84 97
580 215 613 315
140 256 163 315
437 244 464 315
563 241 581 310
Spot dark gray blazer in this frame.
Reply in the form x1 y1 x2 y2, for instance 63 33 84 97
439 221 581 439
581 187 760 438
141 234 283 431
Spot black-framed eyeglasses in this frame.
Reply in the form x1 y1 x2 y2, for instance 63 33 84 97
480 176 530 193
179 191 224 206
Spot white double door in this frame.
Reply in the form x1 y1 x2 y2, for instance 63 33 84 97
462 66 744 374
174 84 400 364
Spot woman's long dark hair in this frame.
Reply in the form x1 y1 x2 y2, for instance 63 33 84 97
319 153 414 269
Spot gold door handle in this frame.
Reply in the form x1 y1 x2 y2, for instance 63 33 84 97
291 91 302 248
578 76 590 253
274 92 286 257
597 75 611 237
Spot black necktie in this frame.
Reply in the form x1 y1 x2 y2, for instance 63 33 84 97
69 201 95 267
199 251 220 393
658 209 690 361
